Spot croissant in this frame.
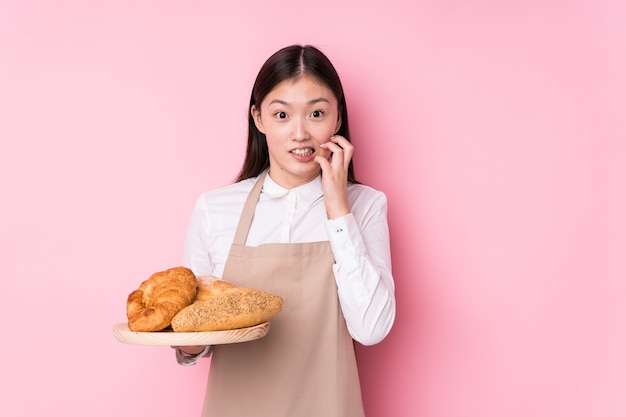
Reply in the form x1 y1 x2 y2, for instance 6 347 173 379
127 266 197 332
171 277 283 332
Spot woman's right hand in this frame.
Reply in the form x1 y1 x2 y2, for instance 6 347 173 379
172 345 207 355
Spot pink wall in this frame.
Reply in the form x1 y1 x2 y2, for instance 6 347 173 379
1 1 625 416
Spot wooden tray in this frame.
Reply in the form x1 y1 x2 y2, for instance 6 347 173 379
112 322 269 346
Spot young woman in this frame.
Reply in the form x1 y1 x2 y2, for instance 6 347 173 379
176 44 395 417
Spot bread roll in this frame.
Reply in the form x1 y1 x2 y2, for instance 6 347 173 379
127 266 197 332
171 278 283 332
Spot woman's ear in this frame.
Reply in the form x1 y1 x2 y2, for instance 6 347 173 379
251 105 265 134
335 115 342 134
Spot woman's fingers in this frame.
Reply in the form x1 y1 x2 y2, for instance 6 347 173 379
315 135 353 219
320 135 353 168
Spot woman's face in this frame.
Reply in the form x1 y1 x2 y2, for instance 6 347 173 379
252 76 341 189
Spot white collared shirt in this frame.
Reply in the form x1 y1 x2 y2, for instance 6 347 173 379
183 173 395 347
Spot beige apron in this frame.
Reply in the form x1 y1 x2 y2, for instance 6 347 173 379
201 172 365 417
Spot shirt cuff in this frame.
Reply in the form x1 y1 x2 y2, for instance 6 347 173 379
175 346 212 367
326 214 363 273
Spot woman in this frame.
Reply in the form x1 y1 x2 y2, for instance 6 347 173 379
177 44 395 417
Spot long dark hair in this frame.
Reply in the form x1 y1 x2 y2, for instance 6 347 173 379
236 44 357 183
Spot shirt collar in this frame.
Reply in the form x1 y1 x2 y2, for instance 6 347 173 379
262 173 324 207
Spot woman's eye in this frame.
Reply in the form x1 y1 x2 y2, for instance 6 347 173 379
275 111 287 119
311 110 324 118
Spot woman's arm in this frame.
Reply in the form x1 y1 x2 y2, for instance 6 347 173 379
316 135 396 345
174 197 215 366
183 196 215 276
327 191 396 346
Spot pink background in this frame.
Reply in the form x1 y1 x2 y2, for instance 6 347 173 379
1 1 625 416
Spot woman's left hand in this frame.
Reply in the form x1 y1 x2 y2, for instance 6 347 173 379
315 135 353 219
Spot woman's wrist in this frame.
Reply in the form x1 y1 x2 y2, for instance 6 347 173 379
177 346 207 356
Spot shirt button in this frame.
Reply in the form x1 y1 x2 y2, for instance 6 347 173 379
335 227 343 233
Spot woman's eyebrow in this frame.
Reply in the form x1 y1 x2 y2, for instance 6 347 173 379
268 99 290 106
307 98 330 105
268 97 330 106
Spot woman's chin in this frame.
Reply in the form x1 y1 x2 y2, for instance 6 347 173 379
270 165 320 188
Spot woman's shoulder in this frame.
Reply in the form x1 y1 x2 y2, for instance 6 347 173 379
347 182 388 201
347 182 388 216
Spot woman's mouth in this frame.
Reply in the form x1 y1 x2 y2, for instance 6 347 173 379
291 148 314 157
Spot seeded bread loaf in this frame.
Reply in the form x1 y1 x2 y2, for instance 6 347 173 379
171 278 283 332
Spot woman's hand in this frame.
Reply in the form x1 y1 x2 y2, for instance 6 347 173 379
315 135 353 219
171 345 207 355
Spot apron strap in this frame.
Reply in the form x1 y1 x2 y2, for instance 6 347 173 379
232 171 268 246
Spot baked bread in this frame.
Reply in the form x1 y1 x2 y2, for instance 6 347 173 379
127 266 197 332
171 277 283 332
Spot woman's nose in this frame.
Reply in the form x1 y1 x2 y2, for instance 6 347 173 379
292 118 309 141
